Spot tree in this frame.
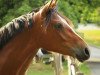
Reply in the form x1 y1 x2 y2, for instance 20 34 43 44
0 0 99 27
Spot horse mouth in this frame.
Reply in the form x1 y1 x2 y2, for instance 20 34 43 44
76 54 85 62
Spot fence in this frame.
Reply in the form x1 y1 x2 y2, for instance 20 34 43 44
67 56 84 75
53 54 84 75
30 53 84 75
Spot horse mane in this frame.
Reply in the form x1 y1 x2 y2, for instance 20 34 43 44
0 12 34 49
0 4 52 49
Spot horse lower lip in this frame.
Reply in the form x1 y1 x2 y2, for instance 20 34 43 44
76 54 85 62
78 59 84 62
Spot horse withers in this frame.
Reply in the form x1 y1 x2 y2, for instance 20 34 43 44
0 0 90 75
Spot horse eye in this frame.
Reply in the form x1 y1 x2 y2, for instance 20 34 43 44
54 23 63 30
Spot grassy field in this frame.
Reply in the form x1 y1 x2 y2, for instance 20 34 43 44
27 62 68 75
78 30 100 47
27 61 90 75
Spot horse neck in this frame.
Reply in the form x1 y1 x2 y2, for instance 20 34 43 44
0 15 39 75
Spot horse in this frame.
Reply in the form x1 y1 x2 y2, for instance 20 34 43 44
0 0 90 75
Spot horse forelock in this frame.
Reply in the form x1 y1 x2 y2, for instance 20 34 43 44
44 7 57 26
0 12 34 49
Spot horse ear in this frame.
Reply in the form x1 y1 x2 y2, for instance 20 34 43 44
41 0 58 17
48 0 57 9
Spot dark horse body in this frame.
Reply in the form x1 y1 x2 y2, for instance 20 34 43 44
0 0 90 75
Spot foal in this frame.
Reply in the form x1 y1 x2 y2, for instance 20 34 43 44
0 0 90 75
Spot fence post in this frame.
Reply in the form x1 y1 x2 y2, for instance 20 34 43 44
53 53 63 75
67 56 84 75
67 56 76 75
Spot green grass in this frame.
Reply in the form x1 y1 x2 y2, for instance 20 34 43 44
27 62 68 75
27 62 54 75
27 61 90 75
79 63 90 75
78 30 100 47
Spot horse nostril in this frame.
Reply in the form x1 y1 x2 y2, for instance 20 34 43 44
76 47 90 62
84 47 90 57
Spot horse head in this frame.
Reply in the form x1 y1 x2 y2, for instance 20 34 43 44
33 0 90 62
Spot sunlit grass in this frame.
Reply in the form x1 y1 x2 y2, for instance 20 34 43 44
27 62 68 75
27 63 54 75
27 61 90 75
78 30 100 47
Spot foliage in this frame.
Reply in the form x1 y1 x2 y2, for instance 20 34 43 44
58 0 100 27
0 0 100 27
58 0 80 28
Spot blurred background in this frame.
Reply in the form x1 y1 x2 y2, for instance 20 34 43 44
0 0 100 75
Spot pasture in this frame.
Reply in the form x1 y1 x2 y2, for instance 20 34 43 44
78 30 100 47
27 61 90 75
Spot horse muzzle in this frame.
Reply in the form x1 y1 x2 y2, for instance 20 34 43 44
76 47 90 62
